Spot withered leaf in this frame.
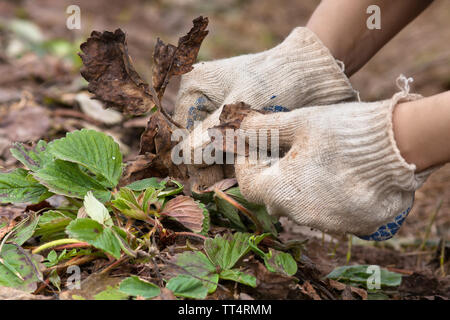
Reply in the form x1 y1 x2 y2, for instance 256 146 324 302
151 287 177 300
210 102 266 155
299 281 322 300
136 110 188 181
160 196 205 233
0 104 50 143
203 178 237 193
119 154 157 187
132 16 209 185
80 17 210 188
79 29 154 115
0 287 52 300
152 16 209 99
139 110 173 156
218 102 263 129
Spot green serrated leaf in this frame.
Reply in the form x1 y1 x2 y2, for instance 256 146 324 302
219 269 256 288
65 218 121 259
0 244 43 292
264 249 298 276
34 210 74 241
9 212 40 245
326 265 402 289
157 179 183 197
47 250 58 264
112 227 136 258
94 285 129 300
214 195 247 231
112 187 149 220
84 191 113 226
0 168 51 204
125 178 164 191
44 248 89 268
226 187 278 236
33 160 111 202
141 187 160 214
48 129 122 187
166 275 208 299
119 276 160 299
204 232 254 270
10 140 53 171
48 269 61 291
173 251 218 293
191 190 214 205
199 202 210 235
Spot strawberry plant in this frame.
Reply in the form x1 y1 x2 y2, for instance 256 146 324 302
0 16 302 300
0 127 299 299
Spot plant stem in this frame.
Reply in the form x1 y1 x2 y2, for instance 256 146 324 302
53 242 91 251
32 239 84 254
419 199 443 252
416 199 443 268
440 237 446 277
214 188 264 234
346 235 352 264
100 256 128 275
33 278 50 295
46 255 97 272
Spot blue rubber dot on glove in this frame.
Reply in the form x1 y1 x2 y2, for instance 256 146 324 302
263 105 289 113
186 97 209 130
358 204 413 241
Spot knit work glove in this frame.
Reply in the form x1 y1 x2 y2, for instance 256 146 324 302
173 27 358 190
235 80 437 240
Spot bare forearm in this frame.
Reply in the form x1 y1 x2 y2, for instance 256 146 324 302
307 0 434 76
393 91 450 172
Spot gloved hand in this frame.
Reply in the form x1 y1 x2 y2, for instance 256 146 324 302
173 27 358 190
235 84 437 240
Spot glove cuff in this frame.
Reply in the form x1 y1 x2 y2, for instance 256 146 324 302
335 90 437 196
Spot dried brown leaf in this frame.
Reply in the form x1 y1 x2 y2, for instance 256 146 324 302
326 279 368 300
203 178 237 193
79 17 211 188
151 287 177 300
160 195 205 233
244 257 297 299
152 16 209 99
79 29 154 115
210 102 266 155
59 273 124 300
349 286 368 300
121 17 209 186
0 286 52 300
0 206 23 241
119 154 157 187
138 110 188 181
299 281 322 300
341 285 354 300
0 104 50 143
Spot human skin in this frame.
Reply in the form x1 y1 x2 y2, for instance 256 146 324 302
307 0 434 77
307 0 449 173
393 91 450 172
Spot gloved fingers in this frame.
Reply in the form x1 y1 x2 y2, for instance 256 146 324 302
239 107 311 152
174 92 219 130
234 155 280 205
